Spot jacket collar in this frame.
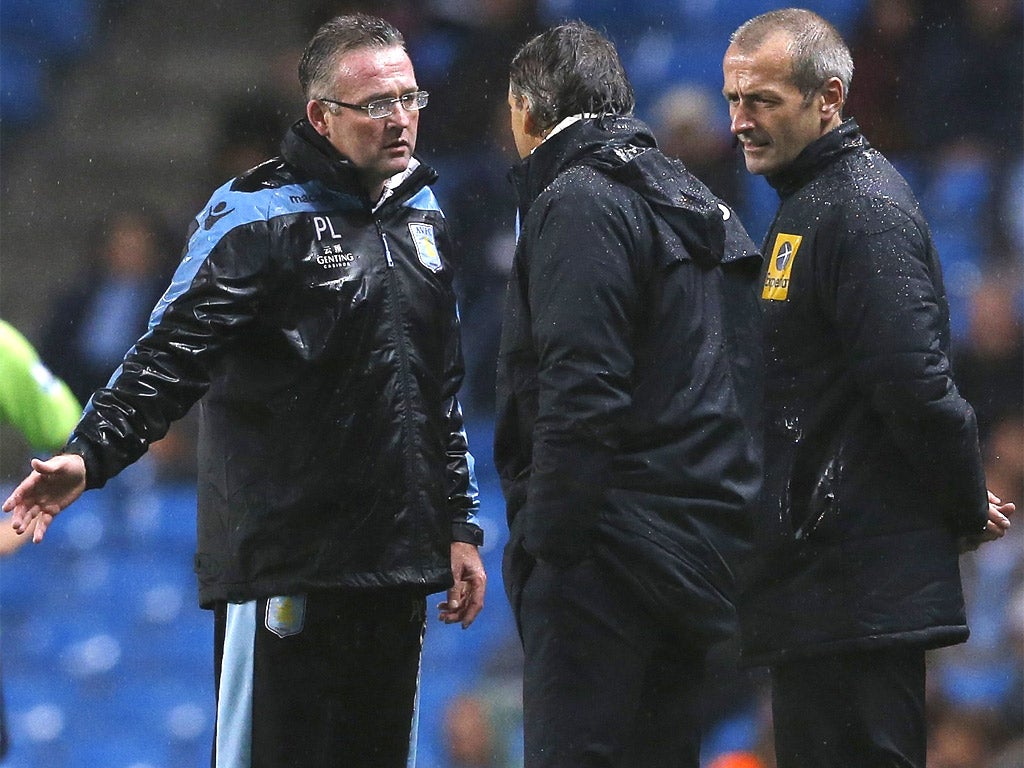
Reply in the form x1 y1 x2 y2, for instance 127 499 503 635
510 115 658 216
766 118 868 197
509 114 759 269
280 118 436 206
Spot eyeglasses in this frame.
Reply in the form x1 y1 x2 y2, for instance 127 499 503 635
319 91 429 119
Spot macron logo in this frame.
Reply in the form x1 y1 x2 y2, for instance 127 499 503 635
203 201 234 230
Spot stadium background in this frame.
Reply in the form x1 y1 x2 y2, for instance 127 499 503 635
1 1 1021 766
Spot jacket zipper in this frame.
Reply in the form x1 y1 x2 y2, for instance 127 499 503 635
379 223 395 267
375 219 421 529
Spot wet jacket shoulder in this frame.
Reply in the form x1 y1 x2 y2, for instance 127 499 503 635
65 119 481 606
496 116 763 646
740 119 987 664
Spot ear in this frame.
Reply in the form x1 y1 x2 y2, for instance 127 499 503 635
516 95 545 138
819 76 845 122
307 99 330 136
523 108 543 138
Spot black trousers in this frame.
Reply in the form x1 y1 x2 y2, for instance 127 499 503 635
518 559 708 768
771 647 927 768
211 589 426 768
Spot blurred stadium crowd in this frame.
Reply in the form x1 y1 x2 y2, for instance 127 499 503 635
1 1 1021 767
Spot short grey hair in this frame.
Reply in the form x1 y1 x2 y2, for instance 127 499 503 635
299 14 406 101
730 8 853 101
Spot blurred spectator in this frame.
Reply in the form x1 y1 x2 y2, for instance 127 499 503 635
417 0 540 158
953 277 1024 445
650 83 744 211
435 98 519 416
37 207 187 529
926 698 1010 768
207 96 290 188
909 0 1022 159
918 143 995 341
936 274 1024 764
40 207 175 405
989 738 1024 768
988 150 1024 273
844 0 922 157
439 634 524 768
441 694 503 768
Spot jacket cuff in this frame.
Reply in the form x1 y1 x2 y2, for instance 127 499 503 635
451 522 484 547
61 436 106 490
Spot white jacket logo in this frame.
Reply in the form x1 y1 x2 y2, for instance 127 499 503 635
316 244 355 267
409 223 442 273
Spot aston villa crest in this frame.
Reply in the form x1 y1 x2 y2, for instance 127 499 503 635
409 222 443 273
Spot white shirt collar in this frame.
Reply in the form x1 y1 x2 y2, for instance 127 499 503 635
532 113 602 153
373 157 420 211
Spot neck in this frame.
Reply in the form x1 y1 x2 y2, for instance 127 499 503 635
362 174 388 202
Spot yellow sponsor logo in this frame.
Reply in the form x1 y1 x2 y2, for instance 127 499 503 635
762 233 803 301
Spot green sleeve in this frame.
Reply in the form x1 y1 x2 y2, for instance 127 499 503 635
0 320 83 451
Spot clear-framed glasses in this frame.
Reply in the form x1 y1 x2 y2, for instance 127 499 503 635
319 91 429 119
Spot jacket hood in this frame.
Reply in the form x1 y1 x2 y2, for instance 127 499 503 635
281 118 363 192
766 118 869 197
512 116 755 268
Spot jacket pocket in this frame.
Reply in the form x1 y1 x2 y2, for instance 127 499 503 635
794 453 840 542
762 413 802 543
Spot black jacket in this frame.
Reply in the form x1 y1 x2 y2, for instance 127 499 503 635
740 120 988 664
66 120 482 606
495 116 764 646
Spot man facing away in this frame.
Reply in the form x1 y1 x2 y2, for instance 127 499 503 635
495 21 764 768
722 8 1015 767
3 14 486 768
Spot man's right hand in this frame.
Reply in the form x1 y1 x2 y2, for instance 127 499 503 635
959 490 1015 553
2 453 87 543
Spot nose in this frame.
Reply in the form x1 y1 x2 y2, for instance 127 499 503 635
388 103 412 129
730 104 753 137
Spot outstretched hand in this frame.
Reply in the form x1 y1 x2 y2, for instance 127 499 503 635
960 490 1015 553
2 454 87 543
438 541 486 629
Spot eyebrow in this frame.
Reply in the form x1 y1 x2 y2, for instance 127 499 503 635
349 87 420 103
724 85 782 100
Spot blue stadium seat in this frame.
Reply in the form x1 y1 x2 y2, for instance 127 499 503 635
539 0 685 44
739 172 778 247
0 0 97 130
0 0 95 58
626 33 731 103
0 46 44 127
915 155 991 343
930 226 983 342
138 481 198 554
677 0 866 38
122 604 213 680
3 670 75 768
63 733 169 768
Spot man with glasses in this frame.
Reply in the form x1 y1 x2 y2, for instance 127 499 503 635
722 9 1014 767
3 14 486 768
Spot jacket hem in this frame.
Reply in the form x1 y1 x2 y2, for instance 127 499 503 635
740 625 970 667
